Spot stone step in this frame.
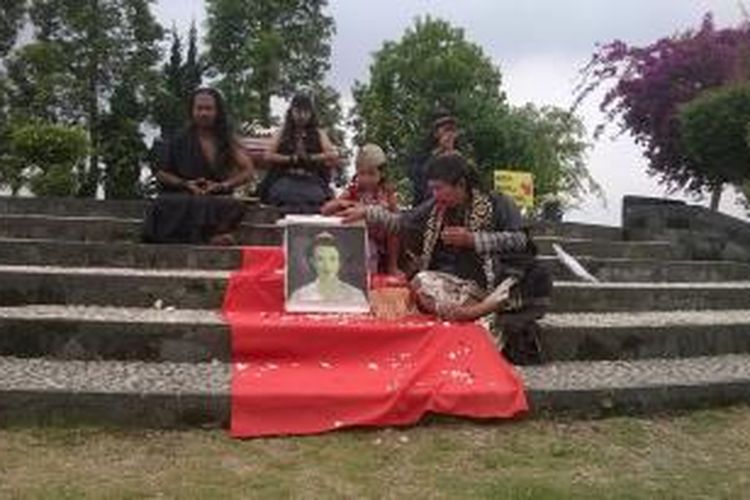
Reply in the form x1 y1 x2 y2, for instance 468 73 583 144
540 310 750 361
0 238 243 270
0 196 281 223
0 214 282 245
2 354 750 427
0 239 726 281
2 214 672 261
0 214 282 243
1 265 748 312
1 197 621 238
533 221 623 241
0 196 148 219
550 281 750 313
0 306 227 363
1 214 142 242
535 237 674 260
539 256 750 282
0 265 228 309
3 306 750 364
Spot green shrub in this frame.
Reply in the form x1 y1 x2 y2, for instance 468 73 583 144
8 122 89 197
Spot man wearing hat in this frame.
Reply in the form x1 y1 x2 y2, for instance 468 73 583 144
409 110 461 206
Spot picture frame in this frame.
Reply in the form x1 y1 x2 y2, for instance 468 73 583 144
283 215 371 314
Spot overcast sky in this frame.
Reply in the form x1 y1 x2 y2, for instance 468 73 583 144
154 0 748 224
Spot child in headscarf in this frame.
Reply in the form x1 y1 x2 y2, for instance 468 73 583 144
322 144 400 275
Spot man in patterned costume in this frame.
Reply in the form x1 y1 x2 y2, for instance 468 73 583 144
340 153 552 354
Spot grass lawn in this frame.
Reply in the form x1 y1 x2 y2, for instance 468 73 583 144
1 406 749 499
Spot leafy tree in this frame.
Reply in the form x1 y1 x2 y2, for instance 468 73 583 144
100 84 148 199
352 17 595 205
503 105 598 208
154 27 187 138
678 83 750 209
4 41 80 123
0 0 27 187
0 0 26 58
576 14 750 208
184 21 203 95
205 0 335 126
5 0 163 197
352 18 505 186
7 122 89 196
153 21 205 139
311 84 350 186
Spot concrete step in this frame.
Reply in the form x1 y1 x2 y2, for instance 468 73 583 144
2 214 673 261
0 265 228 309
1 214 142 242
539 256 750 282
0 238 242 270
533 221 623 241
550 281 750 313
1 265 748 312
2 354 750 427
0 196 148 219
540 310 750 361
0 196 281 223
3 306 750 365
0 306 227 362
0 214 282 244
536 237 674 260
2 197 618 238
0 239 723 281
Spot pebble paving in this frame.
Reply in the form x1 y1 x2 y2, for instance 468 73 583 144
3 354 750 397
0 305 225 324
542 310 750 328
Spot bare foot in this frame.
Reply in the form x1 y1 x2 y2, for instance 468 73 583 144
438 303 475 322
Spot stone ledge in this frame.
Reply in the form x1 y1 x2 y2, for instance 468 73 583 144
4 306 750 363
0 306 228 362
0 238 243 270
538 256 750 282
1 266 748 311
539 310 750 361
2 355 750 427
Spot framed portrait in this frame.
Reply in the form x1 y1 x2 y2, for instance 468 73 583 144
283 215 370 314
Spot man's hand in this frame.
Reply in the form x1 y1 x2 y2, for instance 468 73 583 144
441 226 474 248
185 179 207 195
205 180 230 194
339 203 367 223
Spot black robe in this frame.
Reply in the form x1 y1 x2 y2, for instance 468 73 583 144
258 129 332 214
142 129 246 244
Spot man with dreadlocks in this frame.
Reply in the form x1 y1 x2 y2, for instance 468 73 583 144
338 153 552 362
143 88 255 245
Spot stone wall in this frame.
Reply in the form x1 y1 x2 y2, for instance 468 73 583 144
622 196 750 262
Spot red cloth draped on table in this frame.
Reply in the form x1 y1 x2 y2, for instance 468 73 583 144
223 247 528 438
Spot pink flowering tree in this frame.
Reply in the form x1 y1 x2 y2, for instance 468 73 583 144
576 14 750 209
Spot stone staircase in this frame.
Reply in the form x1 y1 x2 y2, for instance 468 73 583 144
1 196 750 428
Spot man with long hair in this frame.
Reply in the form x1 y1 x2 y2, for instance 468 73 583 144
259 93 340 213
143 88 255 245
337 153 552 360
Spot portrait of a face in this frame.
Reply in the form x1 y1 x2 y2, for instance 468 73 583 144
285 216 370 313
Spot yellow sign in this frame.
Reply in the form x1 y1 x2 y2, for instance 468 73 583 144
494 170 534 210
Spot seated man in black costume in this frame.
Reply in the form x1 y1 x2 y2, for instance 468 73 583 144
143 88 255 245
